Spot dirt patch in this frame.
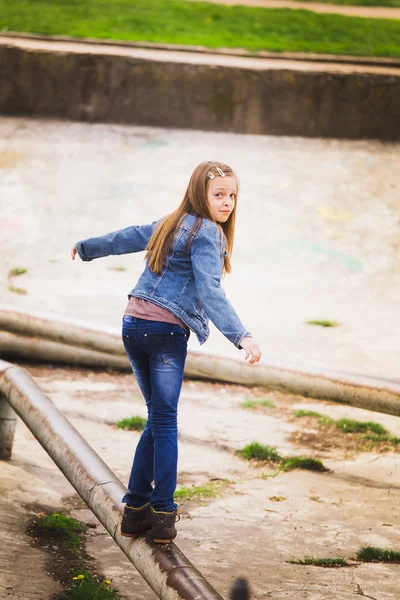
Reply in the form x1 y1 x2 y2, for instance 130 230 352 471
289 417 400 455
25 503 112 600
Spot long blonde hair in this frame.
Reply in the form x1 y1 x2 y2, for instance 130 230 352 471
145 161 238 275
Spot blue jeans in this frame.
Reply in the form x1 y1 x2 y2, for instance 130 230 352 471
121 315 189 512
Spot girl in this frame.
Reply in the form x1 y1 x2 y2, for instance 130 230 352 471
72 160 262 544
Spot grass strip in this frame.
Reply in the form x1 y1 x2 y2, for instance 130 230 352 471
1 0 400 57
240 398 275 409
116 416 147 431
295 411 400 450
288 556 349 567
290 0 400 7
294 410 400 442
237 442 282 462
237 442 328 472
306 320 338 327
175 479 230 501
280 456 328 472
356 546 400 563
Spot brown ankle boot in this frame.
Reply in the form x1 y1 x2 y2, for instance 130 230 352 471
121 503 152 537
150 506 180 544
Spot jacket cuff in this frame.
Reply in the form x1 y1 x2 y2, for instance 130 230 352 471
75 241 91 262
236 331 252 350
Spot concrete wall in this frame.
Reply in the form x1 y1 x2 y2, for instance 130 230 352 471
0 41 399 139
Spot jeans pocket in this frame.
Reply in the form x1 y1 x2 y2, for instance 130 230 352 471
144 332 176 363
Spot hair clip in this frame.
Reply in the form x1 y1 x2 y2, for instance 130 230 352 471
207 171 215 179
216 167 225 177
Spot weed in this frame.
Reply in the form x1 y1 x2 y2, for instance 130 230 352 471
280 457 328 472
8 266 28 294
175 479 230 501
306 320 338 327
237 443 282 462
240 398 275 409
295 409 323 418
335 419 387 435
288 556 349 567
238 443 328 473
356 546 400 563
9 286 27 294
35 512 86 551
362 433 400 445
295 411 391 440
116 416 147 431
8 267 27 277
59 570 119 599
294 410 334 425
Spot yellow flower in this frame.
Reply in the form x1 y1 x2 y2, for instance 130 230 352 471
72 574 85 580
104 580 111 585
53 514 59 517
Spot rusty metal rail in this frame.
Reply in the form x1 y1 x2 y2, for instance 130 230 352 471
0 359 224 600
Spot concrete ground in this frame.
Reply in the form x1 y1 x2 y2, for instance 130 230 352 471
0 364 399 599
1 117 399 377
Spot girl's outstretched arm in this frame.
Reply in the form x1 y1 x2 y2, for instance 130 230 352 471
191 225 261 363
72 221 159 262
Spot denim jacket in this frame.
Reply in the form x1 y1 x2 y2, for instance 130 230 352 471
76 213 251 348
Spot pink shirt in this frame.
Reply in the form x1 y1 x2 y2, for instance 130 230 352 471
124 297 189 332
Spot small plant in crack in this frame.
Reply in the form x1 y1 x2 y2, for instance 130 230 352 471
356 546 400 563
240 398 275 409
305 319 338 328
175 479 231 501
288 556 349 567
237 443 328 473
116 416 147 431
237 443 282 462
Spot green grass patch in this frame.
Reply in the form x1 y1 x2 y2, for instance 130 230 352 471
2 0 400 57
36 512 86 551
296 410 400 450
280 456 328 472
8 267 27 277
306 320 338 327
288 556 349 567
356 546 400 563
59 570 119 600
362 433 400 445
335 418 387 435
116 416 147 431
292 0 400 6
175 479 229 501
240 398 275 409
294 410 334 425
237 442 282 462
237 443 328 472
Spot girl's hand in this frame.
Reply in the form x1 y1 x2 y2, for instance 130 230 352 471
240 336 262 365
71 245 78 260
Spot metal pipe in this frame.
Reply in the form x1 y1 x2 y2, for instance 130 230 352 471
0 360 223 600
0 389 17 460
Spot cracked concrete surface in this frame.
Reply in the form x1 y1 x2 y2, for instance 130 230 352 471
0 366 398 599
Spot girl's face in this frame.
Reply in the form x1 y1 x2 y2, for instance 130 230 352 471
207 176 237 223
